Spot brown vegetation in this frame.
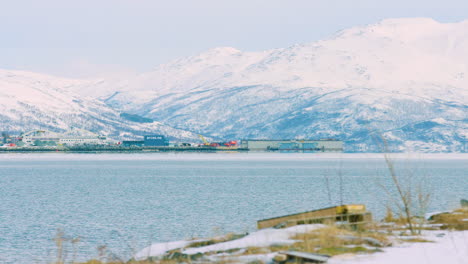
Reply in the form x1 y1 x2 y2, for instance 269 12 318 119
58 206 468 264
429 208 468 230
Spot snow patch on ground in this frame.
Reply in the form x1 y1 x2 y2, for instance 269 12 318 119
184 224 325 255
329 231 468 264
134 239 207 261
134 224 325 260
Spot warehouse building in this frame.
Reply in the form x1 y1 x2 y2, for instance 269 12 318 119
144 135 169 146
122 140 144 147
59 129 107 145
21 130 61 146
21 129 108 146
240 139 343 152
122 135 169 147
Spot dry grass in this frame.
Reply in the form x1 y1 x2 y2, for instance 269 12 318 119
78 260 156 264
186 232 247 248
317 246 382 256
288 225 388 256
72 208 468 264
266 244 291 252
291 226 352 252
401 238 434 243
243 247 270 255
187 224 392 260
429 208 468 230
245 261 265 264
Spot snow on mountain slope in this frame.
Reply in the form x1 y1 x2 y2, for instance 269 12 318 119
76 18 467 152
87 18 468 100
0 70 198 140
3 18 466 151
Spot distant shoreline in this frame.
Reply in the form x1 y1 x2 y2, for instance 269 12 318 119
0 146 250 153
0 147 466 155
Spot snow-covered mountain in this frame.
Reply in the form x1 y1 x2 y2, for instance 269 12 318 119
0 70 198 141
2 18 467 151
74 18 467 152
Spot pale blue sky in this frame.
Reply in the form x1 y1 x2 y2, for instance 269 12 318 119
1 0 467 78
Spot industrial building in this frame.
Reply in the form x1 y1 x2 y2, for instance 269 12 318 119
143 135 169 146
122 140 144 147
20 129 108 146
59 129 108 145
1 132 22 147
122 135 169 147
240 139 343 152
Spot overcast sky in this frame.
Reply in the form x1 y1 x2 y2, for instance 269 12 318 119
1 0 467 78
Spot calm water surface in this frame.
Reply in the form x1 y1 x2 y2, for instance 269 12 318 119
0 153 466 263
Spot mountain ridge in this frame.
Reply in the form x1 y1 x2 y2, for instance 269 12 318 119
79 17 467 152
0 69 199 141
1 18 467 151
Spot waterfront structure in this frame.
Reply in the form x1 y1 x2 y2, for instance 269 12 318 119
20 129 108 146
122 140 144 147
240 139 343 152
122 135 169 147
257 204 371 229
21 130 60 146
1 132 22 145
59 129 107 145
144 135 169 146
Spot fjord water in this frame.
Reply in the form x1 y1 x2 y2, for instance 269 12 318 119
0 153 466 263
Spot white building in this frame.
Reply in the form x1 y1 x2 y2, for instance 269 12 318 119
240 139 343 152
21 129 108 146
59 129 107 146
